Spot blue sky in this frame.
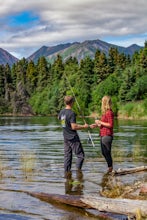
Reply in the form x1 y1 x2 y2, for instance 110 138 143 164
8 11 39 27
0 0 147 59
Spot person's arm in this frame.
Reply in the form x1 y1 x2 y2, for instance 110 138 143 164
71 123 89 130
95 120 111 128
95 111 113 128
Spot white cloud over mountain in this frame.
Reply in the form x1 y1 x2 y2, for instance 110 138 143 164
0 0 147 58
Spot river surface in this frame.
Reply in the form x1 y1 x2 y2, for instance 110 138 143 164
0 116 146 220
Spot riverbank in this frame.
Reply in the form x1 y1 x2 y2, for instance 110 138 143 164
0 100 147 119
90 100 147 120
117 100 147 120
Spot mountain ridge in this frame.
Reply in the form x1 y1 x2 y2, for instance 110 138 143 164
0 48 19 66
28 39 143 63
0 39 143 65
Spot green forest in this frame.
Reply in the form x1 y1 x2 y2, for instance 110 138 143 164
0 41 147 119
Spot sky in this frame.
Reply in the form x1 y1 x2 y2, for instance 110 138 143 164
0 0 147 59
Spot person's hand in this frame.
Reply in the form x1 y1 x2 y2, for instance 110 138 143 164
95 120 101 127
83 123 89 129
89 124 97 129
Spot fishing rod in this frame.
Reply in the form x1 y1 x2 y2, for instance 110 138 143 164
64 73 95 147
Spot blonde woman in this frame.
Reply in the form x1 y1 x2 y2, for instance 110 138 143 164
90 96 114 172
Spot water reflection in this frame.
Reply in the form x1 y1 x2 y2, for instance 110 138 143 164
65 170 84 195
100 173 123 198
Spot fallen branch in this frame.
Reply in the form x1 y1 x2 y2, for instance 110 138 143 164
114 165 147 175
27 192 90 208
27 192 147 218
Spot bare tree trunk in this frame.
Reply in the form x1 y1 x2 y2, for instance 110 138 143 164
27 192 147 218
114 166 147 175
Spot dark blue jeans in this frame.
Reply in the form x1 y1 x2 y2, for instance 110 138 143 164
100 136 113 168
64 138 85 172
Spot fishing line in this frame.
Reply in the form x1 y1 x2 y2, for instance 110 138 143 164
64 73 95 147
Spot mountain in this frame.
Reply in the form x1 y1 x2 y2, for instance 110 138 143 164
27 39 143 63
125 44 142 55
27 42 77 63
0 39 143 65
0 48 19 66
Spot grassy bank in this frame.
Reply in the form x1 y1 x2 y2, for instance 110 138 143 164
0 100 147 120
117 99 147 119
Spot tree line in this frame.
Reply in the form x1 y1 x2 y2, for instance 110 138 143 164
0 41 146 116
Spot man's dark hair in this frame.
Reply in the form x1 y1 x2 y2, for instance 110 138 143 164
64 96 75 105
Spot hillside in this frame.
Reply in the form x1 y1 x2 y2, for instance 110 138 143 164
0 48 18 66
27 42 77 63
27 39 142 63
0 39 143 65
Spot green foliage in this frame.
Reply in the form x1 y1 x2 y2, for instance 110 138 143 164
90 73 120 114
51 54 64 81
1 41 147 118
47 81 63 114
0 98 11 114
29 88 50 114
26 60 38 94
37 56 51 90
142 98 147 116
118 100 147 119
119 65 146 102
126 75 147 101
111 96 119 116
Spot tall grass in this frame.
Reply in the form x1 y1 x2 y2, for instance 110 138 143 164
118 100 147 119
19 150 37 178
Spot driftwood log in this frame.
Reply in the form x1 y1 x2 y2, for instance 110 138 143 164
27 192 147 218
114 165 147 175
26 166 147 218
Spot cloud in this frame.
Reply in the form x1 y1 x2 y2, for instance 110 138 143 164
0 0 147 58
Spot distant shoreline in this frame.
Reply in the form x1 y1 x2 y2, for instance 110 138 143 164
0 113 147 120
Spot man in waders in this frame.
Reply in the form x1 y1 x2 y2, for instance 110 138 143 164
58 96 89 176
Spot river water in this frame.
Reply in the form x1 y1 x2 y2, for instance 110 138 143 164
0 116 146 220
